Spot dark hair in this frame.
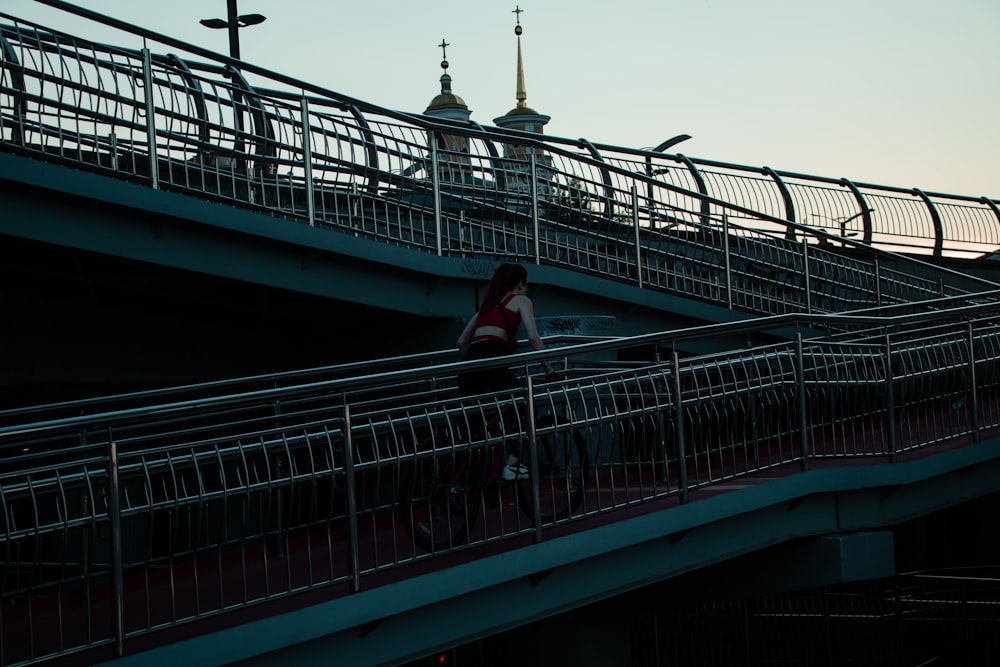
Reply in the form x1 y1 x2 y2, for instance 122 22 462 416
478 262 528 317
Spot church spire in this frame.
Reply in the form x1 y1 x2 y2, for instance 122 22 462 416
494 5 550 132
425 37 471 121
513 6 528 110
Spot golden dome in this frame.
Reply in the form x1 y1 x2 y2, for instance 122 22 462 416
427 77 468 111
425 45 469 113
503 105 539 116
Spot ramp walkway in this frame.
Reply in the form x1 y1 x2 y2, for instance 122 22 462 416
3 4 1000 665
2 295 1000 665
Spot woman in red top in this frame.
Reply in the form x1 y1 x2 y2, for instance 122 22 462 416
456 262 554 396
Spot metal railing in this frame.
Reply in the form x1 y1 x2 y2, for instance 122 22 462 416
1 4 997 325
2 293 1000 664
636 570 1000 665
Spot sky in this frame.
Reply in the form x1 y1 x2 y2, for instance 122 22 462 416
5 0 999 198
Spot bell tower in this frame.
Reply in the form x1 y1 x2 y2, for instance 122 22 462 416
424 39 473 183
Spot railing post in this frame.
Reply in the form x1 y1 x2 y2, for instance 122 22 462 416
141 48 159 190
885 335 897 462
632 185 642 288
274 450 286 559
795 333 810 471
300 95 315 227
109 133 118 172
341 405 362 592
524 376 544 542
722 215 733 309
430 137 443 256
655 370 670 484
530 153 541 264
802 240 812 314
967 322 980 442
272 400 287 559
106 427 125 657
671 350 688 504
78 429 92 581
874 255 883 307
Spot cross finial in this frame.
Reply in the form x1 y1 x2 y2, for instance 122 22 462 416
438 38 450 73
513 5 523 25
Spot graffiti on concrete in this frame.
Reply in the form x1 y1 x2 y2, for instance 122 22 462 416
539 316 616 336
459 259 495 278
545 317 584 335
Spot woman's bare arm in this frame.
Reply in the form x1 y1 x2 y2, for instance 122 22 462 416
513 296 553 373
457 315 477 356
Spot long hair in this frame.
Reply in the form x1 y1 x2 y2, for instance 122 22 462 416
477 262 528 317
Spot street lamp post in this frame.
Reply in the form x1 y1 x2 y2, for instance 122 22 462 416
200 1 265 173
200 0 266 61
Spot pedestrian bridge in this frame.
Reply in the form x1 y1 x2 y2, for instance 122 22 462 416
3 305 1000 666
2 3 1000 665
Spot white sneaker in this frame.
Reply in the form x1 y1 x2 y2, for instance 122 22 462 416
501 455 529 481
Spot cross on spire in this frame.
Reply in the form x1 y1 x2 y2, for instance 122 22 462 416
495 3 550 131
438 38 450 76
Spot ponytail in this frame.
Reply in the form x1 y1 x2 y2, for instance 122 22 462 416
477 263 528 317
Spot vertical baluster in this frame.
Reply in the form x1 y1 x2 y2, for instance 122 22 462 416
109 133 118 172
300 95 315 227
967 321 980 442
874 255 883 307
341 405 361 592
141 48 159 190
106 427 125 657
275 451 286 560
431 137 443 256
530 153 540 264
885 335 897 462
795 333 810 471
723 215 733 309
802 240 812 314
632 185 642 288
525 376 543 542
672 350 688 504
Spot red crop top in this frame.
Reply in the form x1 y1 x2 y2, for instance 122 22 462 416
471 294 521 352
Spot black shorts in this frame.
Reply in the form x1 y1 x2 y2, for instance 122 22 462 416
458 340 520 396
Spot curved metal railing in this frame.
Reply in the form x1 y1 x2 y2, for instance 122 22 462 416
2 5 1000 665
1 4 997 327
1 293 1000 664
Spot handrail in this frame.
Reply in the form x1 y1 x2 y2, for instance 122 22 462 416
4 8 1000 665
2 286 1000 664
0 336 601 423
2 5 997 263
3 290 999 443
1 6 997 347
0 347 457 419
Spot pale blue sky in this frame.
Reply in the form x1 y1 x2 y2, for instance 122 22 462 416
5 0 999 198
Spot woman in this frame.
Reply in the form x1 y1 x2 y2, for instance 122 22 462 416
456 262 554 396
456 263 555 480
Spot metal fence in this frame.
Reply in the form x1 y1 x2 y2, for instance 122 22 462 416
2 296 1000 665
634 571 1000 665
2 6 997 325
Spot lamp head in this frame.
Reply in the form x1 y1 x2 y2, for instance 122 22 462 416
238 13 267 27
